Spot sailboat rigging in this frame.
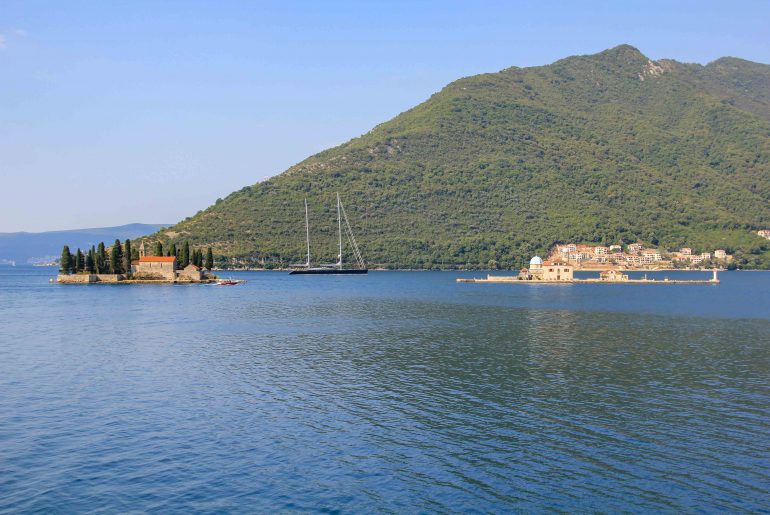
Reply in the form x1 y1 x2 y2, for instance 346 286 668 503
289 194 368 275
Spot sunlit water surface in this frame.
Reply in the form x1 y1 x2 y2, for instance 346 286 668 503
1 267 769 512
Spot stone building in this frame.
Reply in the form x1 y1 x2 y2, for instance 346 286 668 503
518 256 573 281
600 269 629 281
178 264 203 281
132 256 177 280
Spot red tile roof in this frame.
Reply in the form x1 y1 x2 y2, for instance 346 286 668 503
138 256 177 263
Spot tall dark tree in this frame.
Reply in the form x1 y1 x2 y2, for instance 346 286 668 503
97 242 107 274
169 243 177 260
73 248 83 273
123 239 132 275
110 239 124 274
85 250 95 273
72 249 83 273
205 247 214 270
194 249 203 267
181 241 190 267
60 245 73 274
155 241 163 257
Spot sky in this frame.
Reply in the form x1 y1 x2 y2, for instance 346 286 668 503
1 1 769 232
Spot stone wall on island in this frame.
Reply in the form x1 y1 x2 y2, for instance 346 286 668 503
57 272 215 284
57 274 125 283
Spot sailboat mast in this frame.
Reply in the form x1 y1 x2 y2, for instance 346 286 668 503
337 193 343 270
304 198 310 267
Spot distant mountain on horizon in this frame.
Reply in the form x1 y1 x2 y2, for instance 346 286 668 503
149 45 768 269
0 223 169 265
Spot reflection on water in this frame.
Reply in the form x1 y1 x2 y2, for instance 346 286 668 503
0 268 769 511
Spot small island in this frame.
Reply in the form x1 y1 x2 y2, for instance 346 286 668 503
57 240 218 284
458 256 720 284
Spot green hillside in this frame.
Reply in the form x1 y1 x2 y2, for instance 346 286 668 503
153 45 770 269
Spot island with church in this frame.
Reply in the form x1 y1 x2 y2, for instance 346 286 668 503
457 256 720 285
56 239 221 284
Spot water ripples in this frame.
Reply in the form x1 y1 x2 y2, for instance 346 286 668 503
1 269 769 511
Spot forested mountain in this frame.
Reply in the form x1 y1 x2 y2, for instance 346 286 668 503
152 45 770 269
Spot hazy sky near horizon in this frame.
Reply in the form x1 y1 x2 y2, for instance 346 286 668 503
1 1 769 232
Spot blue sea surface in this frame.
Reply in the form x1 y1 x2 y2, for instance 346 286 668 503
1 267 769 512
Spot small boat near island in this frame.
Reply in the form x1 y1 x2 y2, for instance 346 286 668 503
215 278 246 285
290 194 368 275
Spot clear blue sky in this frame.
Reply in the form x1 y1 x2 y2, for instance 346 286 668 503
1 1 768 232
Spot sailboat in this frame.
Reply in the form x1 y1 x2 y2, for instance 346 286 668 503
289 193 368 275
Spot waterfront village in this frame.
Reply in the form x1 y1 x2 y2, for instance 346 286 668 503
459 241 733 284
548 242 733 269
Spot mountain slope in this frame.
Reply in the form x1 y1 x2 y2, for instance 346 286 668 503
155 45 770 268
0 223 169 264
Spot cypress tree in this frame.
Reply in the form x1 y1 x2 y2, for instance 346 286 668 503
60 245 73 274
123 239 132 274
97 242 107 274
205 247 213 270
110 239 123 274
181 241 190 267
169 243 177 260
155 241 163 257
195 249 203 267
73 248 83 273
86 250 95 273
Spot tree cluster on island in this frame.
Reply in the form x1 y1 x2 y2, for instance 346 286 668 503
59 240 214 274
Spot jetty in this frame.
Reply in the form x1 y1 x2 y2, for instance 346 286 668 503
457 256 719 285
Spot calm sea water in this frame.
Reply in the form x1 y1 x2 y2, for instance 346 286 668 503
1 267 769 512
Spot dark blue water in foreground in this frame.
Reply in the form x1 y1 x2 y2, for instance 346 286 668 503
1 267 769 512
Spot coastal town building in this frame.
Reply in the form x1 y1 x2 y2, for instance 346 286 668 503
551 242 731 269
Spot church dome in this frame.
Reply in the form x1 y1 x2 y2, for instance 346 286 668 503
530 256 543 265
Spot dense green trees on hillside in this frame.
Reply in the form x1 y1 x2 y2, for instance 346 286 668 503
150 45 770 269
